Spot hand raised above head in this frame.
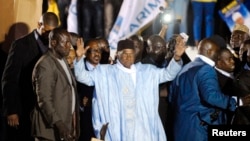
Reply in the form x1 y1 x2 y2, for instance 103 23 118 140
75 38 90 60
173 38 187 61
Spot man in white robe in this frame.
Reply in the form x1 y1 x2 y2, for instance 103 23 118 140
74 39 186 141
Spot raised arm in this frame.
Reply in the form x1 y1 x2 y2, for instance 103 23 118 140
74 38 95 86
159 38 187 83
75 38 89 61
172 34 188 61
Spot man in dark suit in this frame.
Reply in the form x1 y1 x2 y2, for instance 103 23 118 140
215 47 236 124
210 35 236 98
232 39 250 125
1 12 58 141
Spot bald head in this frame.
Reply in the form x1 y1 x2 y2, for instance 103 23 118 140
146 34 167 63
147 35 166 49
130 35 144 43
37 12 59 46
198 38 220 62
40 12 59 27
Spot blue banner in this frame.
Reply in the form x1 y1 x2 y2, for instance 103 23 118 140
219 0 250 32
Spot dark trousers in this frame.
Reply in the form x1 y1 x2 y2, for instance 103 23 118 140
0 111 6 141
78 107 95 141
158 97 168 136
78 0 104 41
57 0 71 29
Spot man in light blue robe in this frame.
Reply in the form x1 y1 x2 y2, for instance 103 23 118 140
74 39 187 141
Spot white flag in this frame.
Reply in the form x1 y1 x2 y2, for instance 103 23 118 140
67 0 78 34
108 0 166 59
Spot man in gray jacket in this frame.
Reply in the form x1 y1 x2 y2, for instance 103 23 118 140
32 28 80 141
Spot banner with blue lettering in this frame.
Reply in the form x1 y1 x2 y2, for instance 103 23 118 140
108 0 166 59
219 0 250 32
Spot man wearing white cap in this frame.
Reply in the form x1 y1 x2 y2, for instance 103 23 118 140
229 23 250 74
232 12 244 25
232 10 250 28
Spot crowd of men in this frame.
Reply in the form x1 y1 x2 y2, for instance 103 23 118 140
1 3 250 141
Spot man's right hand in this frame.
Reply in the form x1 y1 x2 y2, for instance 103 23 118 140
7 114 19 127
173 36 187 61
75 38 89 61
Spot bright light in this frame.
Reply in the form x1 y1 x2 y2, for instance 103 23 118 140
162 13 173 24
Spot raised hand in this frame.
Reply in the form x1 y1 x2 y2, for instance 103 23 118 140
173 36 188 61
75 38 89 60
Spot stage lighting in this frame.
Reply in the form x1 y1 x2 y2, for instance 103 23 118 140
160 6 174 25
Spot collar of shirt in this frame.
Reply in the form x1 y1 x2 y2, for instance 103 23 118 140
116 60 136 74
86 60 98 71
34 30 39 40
116 60 137 86
215 67 234 79
196 54 215 67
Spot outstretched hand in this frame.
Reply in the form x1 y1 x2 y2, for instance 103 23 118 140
75 38 89 61
173 38 187 61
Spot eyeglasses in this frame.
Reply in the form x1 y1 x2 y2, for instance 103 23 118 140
87 49 102 54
